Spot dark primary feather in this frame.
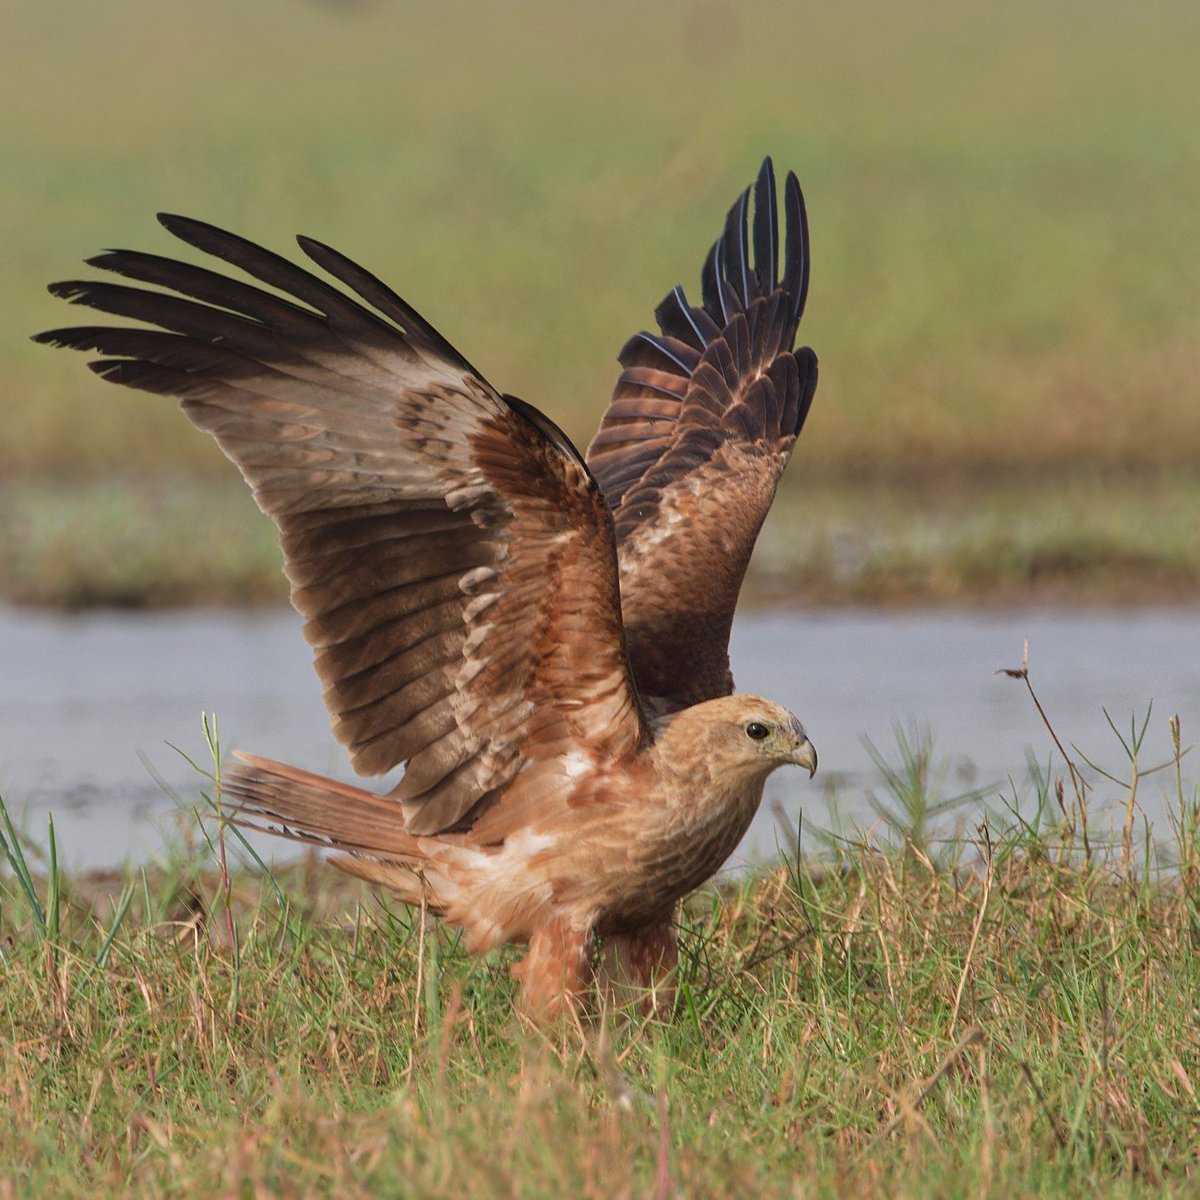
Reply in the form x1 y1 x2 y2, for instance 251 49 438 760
585 157 818 710
295 232 484 377
752 163 779 295
37 221 645 835
724 187 752 309
781 172 810 323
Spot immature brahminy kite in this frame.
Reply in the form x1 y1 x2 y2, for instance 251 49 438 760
38 158 818 1016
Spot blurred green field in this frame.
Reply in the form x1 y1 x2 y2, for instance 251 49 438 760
7 0 1200 479
3 472 1197 608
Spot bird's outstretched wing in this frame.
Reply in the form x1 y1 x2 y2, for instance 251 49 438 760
586 158 817 711
37 218 645 835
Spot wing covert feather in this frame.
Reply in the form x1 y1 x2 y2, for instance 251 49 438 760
38 222 645 835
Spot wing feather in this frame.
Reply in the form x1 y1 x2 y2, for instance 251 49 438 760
38 223 645 836
586 158 818 709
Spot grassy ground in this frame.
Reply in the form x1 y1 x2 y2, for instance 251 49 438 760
1 703 1197 1196
3 472 1197 609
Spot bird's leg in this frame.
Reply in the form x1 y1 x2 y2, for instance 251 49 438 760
511 917 594 1020
597 914 679 1019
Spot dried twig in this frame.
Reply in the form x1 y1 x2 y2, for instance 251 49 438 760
997 639 1090 857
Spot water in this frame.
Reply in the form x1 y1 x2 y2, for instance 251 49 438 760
1 605 1197 872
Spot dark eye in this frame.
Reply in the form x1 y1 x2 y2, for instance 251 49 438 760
746 721 770 741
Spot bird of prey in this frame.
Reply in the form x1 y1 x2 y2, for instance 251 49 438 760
38 157 818 1017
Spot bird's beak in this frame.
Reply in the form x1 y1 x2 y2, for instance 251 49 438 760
789 737 818 778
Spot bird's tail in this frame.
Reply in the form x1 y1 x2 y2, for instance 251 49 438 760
220 751 454 910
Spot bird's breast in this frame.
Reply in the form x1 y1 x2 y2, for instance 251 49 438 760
589 776 767 933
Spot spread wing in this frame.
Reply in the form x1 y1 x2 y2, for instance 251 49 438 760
586 158 818 711
37 217 645 835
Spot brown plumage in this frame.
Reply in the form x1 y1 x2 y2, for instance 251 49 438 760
37 157 818 1017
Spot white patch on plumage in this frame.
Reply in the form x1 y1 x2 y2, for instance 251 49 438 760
561 750 590 780
505 829 557 858
462 590 498 623
458 565 496 593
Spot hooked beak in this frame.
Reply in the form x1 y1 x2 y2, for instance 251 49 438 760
789 737 818 778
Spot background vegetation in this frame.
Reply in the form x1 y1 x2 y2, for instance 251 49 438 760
4 0 1199 604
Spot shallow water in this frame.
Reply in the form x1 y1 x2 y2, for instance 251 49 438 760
1 605 1197 872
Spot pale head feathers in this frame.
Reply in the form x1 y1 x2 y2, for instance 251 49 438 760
652 693 817 789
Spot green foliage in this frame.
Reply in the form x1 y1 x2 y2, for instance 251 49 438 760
860 724 993 858
0 795 59 945
0 480 282 608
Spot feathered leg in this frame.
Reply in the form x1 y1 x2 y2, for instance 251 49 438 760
597 915 679 1018
511 917 594 1019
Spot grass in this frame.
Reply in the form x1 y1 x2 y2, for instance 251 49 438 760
5 0 1199 607
0 479 283 609
3 471 1197 608
1 687 1198 1196
6 0 1200 478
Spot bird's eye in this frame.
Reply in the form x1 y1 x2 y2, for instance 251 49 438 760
746 721 770 741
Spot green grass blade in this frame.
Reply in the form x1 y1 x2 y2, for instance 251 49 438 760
0 793 46 937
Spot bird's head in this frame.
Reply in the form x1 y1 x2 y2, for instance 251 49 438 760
655 694 817 788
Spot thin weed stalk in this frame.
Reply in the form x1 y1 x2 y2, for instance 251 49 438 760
998 638 1092 862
